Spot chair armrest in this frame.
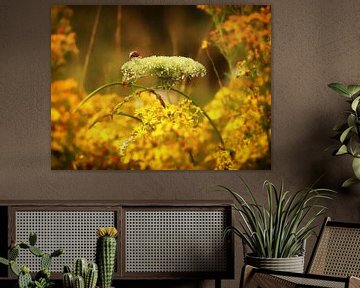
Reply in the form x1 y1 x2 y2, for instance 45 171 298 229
240 265 296 288
240 265 349 288
349 276 360 288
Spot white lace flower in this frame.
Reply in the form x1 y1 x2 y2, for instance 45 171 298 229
121 56 206 85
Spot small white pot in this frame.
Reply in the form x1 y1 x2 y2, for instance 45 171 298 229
245 254 305 273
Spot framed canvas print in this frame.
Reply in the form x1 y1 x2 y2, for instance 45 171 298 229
51 5 271 170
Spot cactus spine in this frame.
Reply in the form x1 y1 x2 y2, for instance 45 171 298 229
96 227 118 288
75 258 88 279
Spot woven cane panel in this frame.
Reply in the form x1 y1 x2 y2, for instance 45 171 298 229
277 275 345 288
310 226 360 277
15 211 115 272
125 210 227 273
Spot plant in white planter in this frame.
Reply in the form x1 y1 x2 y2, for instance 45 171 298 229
328 83 360 187
221 179 334 272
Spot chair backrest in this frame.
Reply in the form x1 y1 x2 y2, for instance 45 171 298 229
307 217 360 277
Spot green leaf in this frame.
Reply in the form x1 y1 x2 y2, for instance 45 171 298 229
333 122 348 132
348 85 360 97
351 96 360 111
348 135 360 156
0 257 9 266
328 83 352 97
352 157 360 179
347 114 356 128
342 177 360 188
340 126 353 143
336 145 348 155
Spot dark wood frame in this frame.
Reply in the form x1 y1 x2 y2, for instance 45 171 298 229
0 201 234 284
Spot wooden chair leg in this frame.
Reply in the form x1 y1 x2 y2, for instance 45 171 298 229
215 278 221 288
240 265 255 288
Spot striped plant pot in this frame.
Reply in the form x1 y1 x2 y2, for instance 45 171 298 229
245 254 305 273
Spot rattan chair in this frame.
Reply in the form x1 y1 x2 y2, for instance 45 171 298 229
241 217 360 288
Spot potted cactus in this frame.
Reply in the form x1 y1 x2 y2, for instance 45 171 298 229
0 232 63 288
62 258 98 288
96 227 118 288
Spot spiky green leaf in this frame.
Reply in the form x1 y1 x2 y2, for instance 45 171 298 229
223 180 335 258
348 85 360 97
352 157 360 179
340 126 353 143
342 177 360 188
328 83 352 97
352 96 360 111
336 144 348 155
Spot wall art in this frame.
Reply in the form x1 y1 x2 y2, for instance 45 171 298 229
51 5 271 170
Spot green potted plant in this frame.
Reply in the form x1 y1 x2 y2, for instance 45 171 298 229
0 232 63 288
328 83 360 187
221 179 334 273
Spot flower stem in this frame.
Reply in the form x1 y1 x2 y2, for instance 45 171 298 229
170 87 225 148
73 81 124 112
75 81 225 147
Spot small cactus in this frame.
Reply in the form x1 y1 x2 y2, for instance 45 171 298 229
85 263 98 288
63 259 98 288
74 258 88 279
96 227 118 288
74 275 85 288
63 272 74 288
64 265 72 273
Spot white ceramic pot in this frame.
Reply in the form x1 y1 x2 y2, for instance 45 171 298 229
245 254 305 273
